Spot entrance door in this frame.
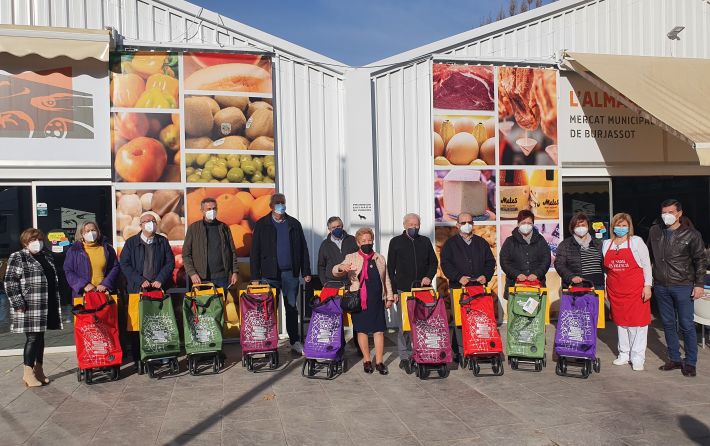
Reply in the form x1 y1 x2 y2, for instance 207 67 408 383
561 178 612 238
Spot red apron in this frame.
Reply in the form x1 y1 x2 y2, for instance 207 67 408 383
604 243 650 326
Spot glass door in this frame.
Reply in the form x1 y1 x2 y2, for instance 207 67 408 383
561 178 612 239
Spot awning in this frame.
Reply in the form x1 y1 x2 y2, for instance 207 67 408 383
0 25 112 62
562 52 710 165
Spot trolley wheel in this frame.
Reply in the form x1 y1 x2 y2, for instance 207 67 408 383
581 360 591 379
241 357 246 368
269 351 279 370
137 361 145 375
495 357 505 376
341 358 348 374
76 368 83 382
308 359 317 377
438 364 449 378
147 363 155 379
534 360 542 372
85 369 93 385
419 365 430 380
510 357 519 370
170 359 179 374
327 363 335 379
213 355 220 373
461 356 469 370
472 360 481 377
560 357 568 375
555 360 565 376
111 366 120 381
593 358 601 373
542 353 547 368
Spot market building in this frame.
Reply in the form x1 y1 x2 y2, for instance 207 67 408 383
0 0 709 353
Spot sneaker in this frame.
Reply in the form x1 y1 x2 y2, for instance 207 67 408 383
291 341 304 355
632 363 644 371
613 357 630 366
398 359 413 374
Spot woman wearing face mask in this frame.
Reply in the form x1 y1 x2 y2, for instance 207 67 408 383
554 212 605 289
4 228 62 387
64 222 120 297
333 227 394 375
602 213 652 371
500 210 551 292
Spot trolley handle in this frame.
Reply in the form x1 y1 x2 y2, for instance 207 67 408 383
568 279 595 292
191 282 217 292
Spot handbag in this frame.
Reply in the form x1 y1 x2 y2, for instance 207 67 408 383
340 289 362 313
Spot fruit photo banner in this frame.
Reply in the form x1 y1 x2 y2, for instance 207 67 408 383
431 62 561 299
109 51 277 287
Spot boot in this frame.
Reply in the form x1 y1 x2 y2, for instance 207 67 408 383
33 363 50 384
23 365 42 387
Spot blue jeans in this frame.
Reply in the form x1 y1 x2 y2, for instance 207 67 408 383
263 271 301 345
655 285 697 366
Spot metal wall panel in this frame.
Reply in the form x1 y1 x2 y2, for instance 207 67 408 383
0 0 347 271
370 0 710 256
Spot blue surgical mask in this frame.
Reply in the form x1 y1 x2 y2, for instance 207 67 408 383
406 227 419 238
613 226 629 237
274 204 286 215
331 227 344 239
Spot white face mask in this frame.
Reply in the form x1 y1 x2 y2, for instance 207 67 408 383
143 221 155 234
28 240 42 254
662 213 677 226
84 230 97 242
204 209 217 221
518 223 533 235
460 223 473 235
574 226 589 237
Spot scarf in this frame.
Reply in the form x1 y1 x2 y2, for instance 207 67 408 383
574 234 591 249
357 250 376 311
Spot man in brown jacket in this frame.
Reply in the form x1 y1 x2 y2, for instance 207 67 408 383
183 197 239 292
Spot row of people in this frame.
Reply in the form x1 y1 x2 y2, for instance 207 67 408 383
3 194 704 387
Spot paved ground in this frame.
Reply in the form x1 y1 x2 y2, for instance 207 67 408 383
1 321 710 446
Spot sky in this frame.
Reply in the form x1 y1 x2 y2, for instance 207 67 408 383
194 0 550 66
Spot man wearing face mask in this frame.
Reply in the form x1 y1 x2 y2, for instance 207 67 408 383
183 197 239 293
500 210 551 293
120 213 175 293
251 193 312 355
317 216 358 284
647 199 706 377
387 213 438 374
440 212 496 289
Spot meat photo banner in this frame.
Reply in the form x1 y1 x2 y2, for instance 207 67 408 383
109 51 276 289
432 62 561 305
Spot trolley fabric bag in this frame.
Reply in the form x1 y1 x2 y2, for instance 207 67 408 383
239 286 279 354
407 288 453 365
506 287 546 359
139 290 180 361
554 286 599 360
303 286 344 361
73 291 122 370
460 285 503 357
183 289 224 355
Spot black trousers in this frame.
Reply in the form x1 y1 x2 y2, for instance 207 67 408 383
24 332 45 366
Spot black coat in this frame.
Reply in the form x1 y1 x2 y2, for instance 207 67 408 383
119 234 175 293
251 214 311 280
647 223 706 287
317 233 358 285
440 234 496 287
500 228 551 288
554 236 604 287
387 232 438 292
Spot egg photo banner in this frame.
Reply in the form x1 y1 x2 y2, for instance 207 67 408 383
431 62 561 302
109 51 276 289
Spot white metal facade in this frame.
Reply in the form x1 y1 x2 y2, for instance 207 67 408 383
0 0 349 266
366 0 710 252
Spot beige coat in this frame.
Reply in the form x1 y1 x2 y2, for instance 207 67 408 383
333 252 394 301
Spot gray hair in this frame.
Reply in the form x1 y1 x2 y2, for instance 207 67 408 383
270 193 286 206
402 213 421 225
77 221 101 241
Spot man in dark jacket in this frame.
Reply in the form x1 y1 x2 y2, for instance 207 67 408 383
499 210 551 290
120 212 175 364
119 213 175 293
251 193 312 354
440 212 496 287
183 197 239 292
317 216 358 284
647 199 705 377
387 213 438 373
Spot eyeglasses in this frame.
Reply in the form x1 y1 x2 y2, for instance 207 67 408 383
458 221 474 225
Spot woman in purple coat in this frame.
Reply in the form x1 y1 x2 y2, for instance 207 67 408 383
64 222 120 296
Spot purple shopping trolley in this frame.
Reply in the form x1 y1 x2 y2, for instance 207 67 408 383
554 281 601 378
302 284 346 379
239 284 279 372
407 287 453 380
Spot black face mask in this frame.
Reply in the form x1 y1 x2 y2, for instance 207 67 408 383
360 244 374 254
